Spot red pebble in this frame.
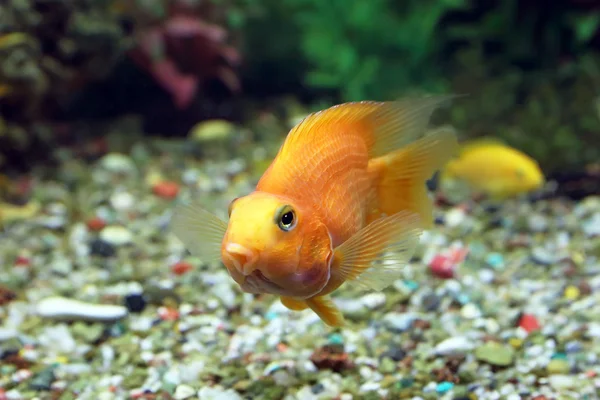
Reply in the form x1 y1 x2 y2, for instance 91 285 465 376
171 261 193 276
429 254 455 278
519 313 541 333
585 369 597 378
14 255 30 267
86 216 106 232
152 181 180 199
158 306 179 321
0 388 7 400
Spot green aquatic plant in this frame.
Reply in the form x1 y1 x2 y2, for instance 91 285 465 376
231 0 467 102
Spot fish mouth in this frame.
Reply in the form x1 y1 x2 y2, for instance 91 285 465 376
241 270 285 295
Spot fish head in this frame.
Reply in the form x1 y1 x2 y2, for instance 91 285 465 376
221 191 332 298
510 155 545 194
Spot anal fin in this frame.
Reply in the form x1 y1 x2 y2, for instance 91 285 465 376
280 296 309 311
305 296 345 327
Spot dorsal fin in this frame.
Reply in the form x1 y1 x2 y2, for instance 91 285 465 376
283 94 458 160
459 137 506 156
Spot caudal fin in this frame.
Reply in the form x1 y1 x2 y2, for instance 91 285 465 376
368 127 459 229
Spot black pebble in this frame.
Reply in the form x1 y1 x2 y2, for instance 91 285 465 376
124 293 147 313
380 347 406 362
311 383 325 394
434 215 445 225
421 293 441 312
90 239 116 257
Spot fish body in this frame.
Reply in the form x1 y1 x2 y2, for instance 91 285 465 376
171 96 459 326
441 138 544 199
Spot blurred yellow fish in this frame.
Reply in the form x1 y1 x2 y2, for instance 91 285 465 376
171 95 459 327
441 138 545 199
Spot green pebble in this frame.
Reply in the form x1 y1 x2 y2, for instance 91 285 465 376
71 322 105 343
475 342 515 366
547 359 570 374
380 357 396 374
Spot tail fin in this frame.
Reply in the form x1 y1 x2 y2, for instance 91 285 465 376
368 127 459 229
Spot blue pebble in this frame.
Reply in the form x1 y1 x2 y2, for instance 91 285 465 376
486 252 505 269
551 352 568 360
436 381 454 394
265 311 278 321
403 280 419 291
457 293 471 305
327 333 344 345
565 341 582 353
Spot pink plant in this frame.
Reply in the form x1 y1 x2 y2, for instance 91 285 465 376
128 5 241 109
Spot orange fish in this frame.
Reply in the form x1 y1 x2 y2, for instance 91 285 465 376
171 96 459 327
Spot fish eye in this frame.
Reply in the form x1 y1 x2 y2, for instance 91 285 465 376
275 205 296 232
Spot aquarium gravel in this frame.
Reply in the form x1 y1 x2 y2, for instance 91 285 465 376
1 130 600 400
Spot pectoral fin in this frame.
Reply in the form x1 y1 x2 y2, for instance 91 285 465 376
332 211 422 291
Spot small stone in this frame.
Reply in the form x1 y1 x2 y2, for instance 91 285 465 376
86 217 106 232
36 296 128 322
446 208 466 228
434 337 475 356
100 226 133 246
28 367 56 391
153 181 180 199
380 347 406 362
485 252 504 269
171 261 193 276
197 386 243 400
461 303 482 319
436 381 454 394
110 192 136 211
548 375 578 390
475 342 515 367
100 153 136 174
89 239 116 257
531 247 556 266
546 359 569 375
563 285 580 300
173 384 195 400
124 293 147 313
190 120 235 142
518 314 541 333
383 312 415 332
429 254 456 278
421 293 441 311
361 293 386 309
528 214 548 232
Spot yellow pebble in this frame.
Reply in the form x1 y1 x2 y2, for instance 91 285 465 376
509 338 523 349
55 356 69 364
572 252 584 265
564 285 580 300
468 393 478 400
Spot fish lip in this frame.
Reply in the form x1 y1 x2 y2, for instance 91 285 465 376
241 270 284 294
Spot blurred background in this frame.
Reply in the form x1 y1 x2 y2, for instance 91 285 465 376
1 0 599 193
1 2 600 399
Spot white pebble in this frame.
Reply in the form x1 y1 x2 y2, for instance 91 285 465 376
110 192 136 211
36 296 128 321
434 336 475 355
461 303 482 319
174 384 196 400
100 226 133 246
197 386 243 400
446 208 466 227
361 293 386 309
100 153 137 174
38 325 76 353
